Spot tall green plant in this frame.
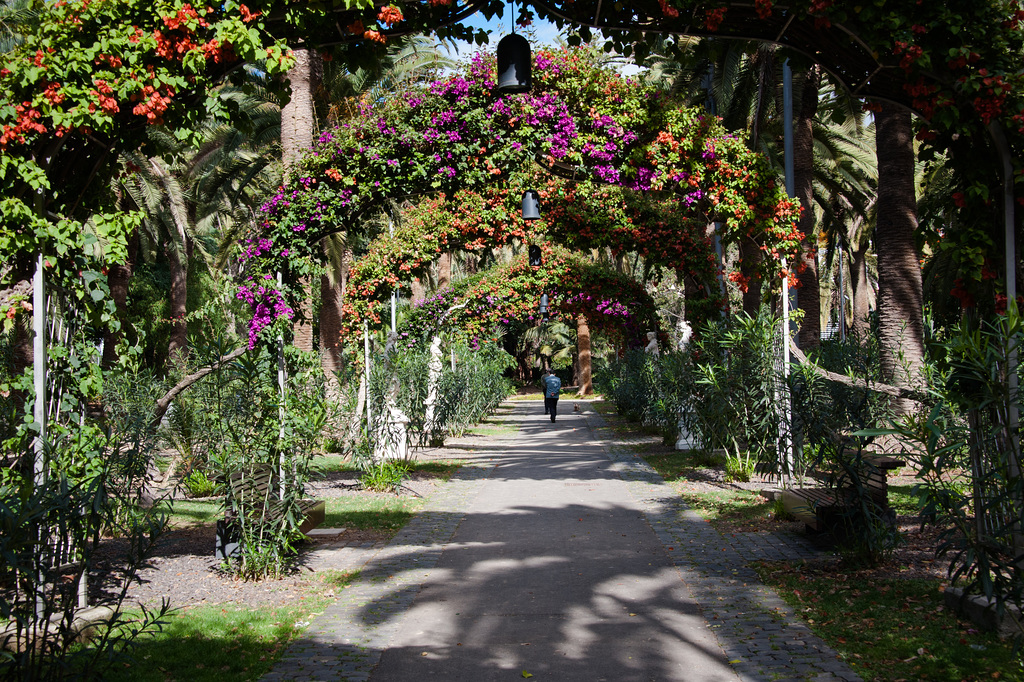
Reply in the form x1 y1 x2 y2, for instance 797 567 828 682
876 304 1024 624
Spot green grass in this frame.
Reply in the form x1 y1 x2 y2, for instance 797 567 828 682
311 453 354 473
679 487 772 526
510 393 545 401
102 571 359 682
888 483 925 516
644 450 727 481
407 460 460 480
323 496 421 533
755 563 1023 681
157 499 222 527
467 422 518 436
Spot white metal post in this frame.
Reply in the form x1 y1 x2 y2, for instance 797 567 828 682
780 58 796 483
33 253 46 619
389 216 397 333
364 321 372 437
277 272 286 501
33 253 46 488
838 243 847 342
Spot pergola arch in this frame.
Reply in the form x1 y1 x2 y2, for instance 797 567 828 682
243 47 801 344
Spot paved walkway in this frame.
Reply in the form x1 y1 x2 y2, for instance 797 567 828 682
265 401 860 682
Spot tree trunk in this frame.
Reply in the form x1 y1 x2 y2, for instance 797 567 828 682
437 252 452 289
577 315 592 395
282 48 318 353
795 66 821 348
875 103 925 413
166 239 188 366
410 277 425 302
850 242 872 339
739 236 763 317
102 228 138 369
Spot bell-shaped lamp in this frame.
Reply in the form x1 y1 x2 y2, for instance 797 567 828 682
538 293 549 315
528 245 542 267
522 189 541 220
497 33 532 93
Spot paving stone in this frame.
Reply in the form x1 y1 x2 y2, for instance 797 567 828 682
263 401 861 682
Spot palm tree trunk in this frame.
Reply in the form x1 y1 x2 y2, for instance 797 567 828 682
410 277 425 302
577 315 592 395
850 242 872 339
282 48 319 353
102 228 138 369
437 252 452 289
166 239 188 366
795 66 821 348
875 103 925 412
319 237 348 389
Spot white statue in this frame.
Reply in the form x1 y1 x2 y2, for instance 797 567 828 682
374 375 410 462
675 318 693 350
644 331 660 356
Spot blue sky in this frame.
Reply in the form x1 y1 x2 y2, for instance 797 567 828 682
442 11 644 76
443 9 566 59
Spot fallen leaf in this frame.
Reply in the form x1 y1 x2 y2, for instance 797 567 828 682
521 671 534 678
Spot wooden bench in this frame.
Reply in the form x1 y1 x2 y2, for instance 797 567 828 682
216 465 325 560
781 453 904 534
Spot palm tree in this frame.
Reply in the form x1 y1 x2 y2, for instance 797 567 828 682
117 81 282 368
0 0 35 53
874 103 925 410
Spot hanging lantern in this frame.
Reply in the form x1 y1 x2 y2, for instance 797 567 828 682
528 245 542 267
522 189 541 220
497 33 532 93
538 293 549 319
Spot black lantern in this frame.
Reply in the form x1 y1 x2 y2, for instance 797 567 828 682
538 293 549 320
522 189 540 220
528 245 542 267
497 33 531 93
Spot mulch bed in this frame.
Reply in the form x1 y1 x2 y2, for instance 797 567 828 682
88 433 496 612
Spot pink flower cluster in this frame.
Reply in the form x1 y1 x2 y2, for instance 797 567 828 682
236 282 294 348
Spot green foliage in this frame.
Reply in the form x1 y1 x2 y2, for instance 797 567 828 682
364 337 513 452
156 338 335 580
724 452 756 483
873 303 1024 626
359 459 410 492
0 431 170 680
182 469 217 498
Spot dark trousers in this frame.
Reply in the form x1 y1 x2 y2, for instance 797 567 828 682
544 397 558 421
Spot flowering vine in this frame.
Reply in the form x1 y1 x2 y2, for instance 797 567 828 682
246 47 801 346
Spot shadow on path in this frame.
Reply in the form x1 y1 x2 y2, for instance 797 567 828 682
265 401 856 682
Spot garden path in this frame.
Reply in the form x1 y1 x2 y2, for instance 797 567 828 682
265 401 859 682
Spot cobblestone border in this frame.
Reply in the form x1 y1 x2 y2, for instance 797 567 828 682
583 409 862 682
263 445 506 681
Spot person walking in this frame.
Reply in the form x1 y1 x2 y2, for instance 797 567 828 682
541 369 561 422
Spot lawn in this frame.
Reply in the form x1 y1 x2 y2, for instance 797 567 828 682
323 495 421 533
101 571 359 682
756 563 1023 682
